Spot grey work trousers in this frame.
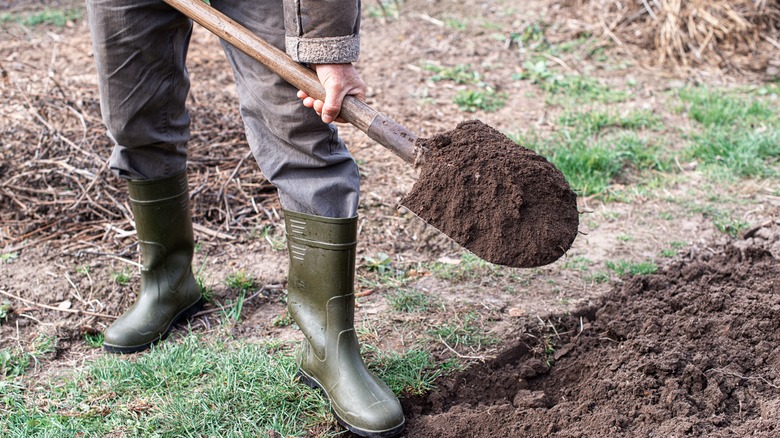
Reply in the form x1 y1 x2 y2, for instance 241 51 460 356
86 0 360 218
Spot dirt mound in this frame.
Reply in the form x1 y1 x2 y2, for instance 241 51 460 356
402 219 780 437
401 120 579 268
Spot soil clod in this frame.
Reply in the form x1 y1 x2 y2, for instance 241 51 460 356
401 120 579 268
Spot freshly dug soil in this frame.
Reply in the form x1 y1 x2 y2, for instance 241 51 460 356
402 221 780 437
401 120 579 268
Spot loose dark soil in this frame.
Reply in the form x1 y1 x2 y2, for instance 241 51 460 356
402 221 780 437
402 120 579 268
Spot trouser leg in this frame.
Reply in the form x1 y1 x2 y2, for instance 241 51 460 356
87 0 192 180
211 0 360 218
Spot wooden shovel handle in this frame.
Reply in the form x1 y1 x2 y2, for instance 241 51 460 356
163 0 419 165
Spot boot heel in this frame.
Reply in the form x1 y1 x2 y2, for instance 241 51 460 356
296 369 321 391
175 297 205 325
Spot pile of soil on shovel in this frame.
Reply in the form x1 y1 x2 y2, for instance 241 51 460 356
402 220 780 437
401 120 579 268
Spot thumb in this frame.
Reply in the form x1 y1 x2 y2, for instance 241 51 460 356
320 87 345 124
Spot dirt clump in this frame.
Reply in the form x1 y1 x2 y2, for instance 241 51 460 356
402 220 780 437
401 119 579 268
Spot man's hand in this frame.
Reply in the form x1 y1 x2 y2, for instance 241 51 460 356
297 63 366 124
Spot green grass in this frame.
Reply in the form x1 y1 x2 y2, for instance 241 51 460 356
363 346 445 396
605 260 658 277
678 87 779 179
685 128 779 179
0 335 332 437
421 63 481 84
693 206 751 238
83 332 104 349
679 87 775 127
659 241 686 258
386 289 430 313
453 88 507 112
1 335 56 378
515 59 629 104
558 109 662 134
0 332 446 436
427 311 498 350
560 256 592 272
427 252 499 283
513 109 672 196
420 62 506 112
0 8 82 27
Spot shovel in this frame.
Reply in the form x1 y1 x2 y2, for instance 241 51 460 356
162 0 579 268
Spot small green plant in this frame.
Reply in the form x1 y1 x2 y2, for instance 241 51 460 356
84 332 105 349
453 88 507 112
272 310 295 328
507 21 549 51
196 276 214 302
222 291 246 322
660 241 686 258
386 289 430 313
112 269 132 286
606 260 658 277
0 301 11 323
1 252 18 263
75 265 90 275
260 225 286 252
225 270 255 292
543 335 556 366
362 252 392 273
616 234 633 242
711 212 750 238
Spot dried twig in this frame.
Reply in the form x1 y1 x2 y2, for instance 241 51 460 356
0 289 116 319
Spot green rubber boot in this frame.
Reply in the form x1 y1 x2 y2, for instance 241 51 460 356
284 210 405 438
103 171 203 354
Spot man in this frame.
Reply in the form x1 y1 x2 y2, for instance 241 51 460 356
86 0 405 436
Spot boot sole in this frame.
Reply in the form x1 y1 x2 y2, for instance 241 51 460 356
296 369 406 438
103 297 205 354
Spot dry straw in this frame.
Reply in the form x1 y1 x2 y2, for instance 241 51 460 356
557 0 780 75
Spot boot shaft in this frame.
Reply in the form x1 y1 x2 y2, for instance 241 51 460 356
128 172 193 271
283 209 405 436
284 210 358 358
